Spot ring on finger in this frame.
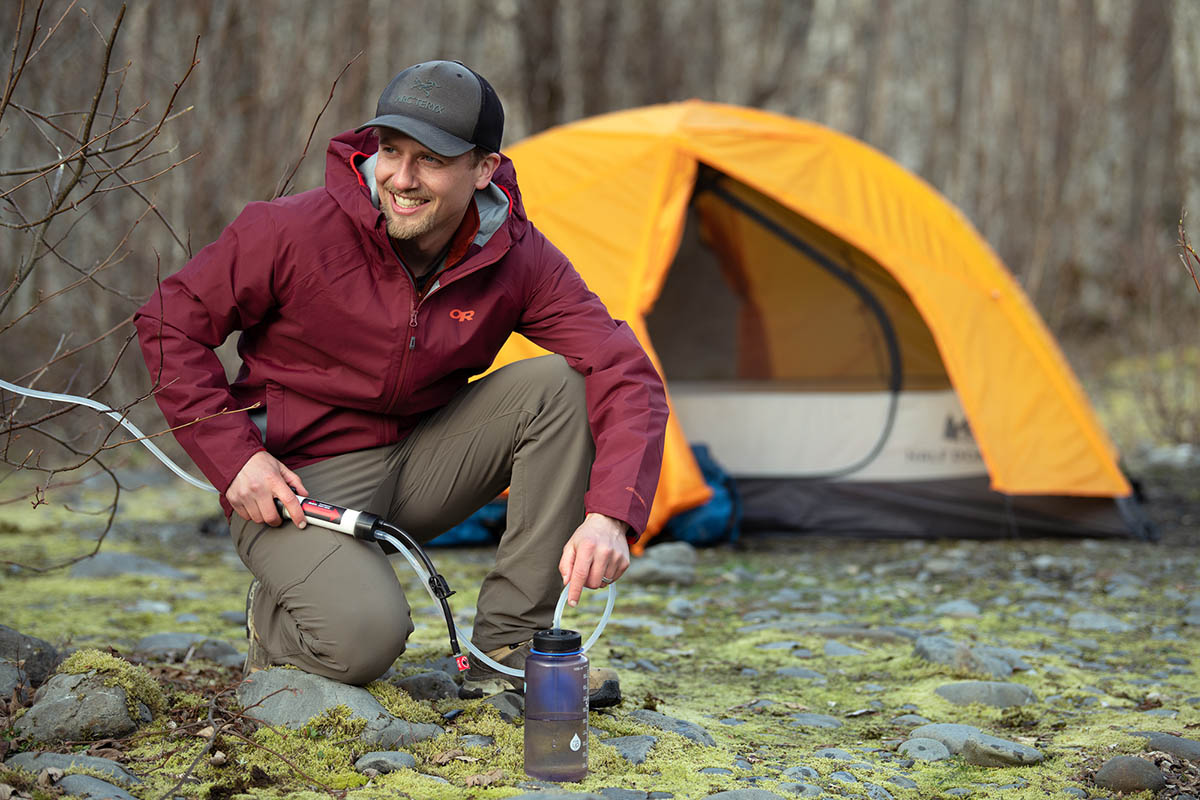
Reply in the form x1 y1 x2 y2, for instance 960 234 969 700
601 576 614 585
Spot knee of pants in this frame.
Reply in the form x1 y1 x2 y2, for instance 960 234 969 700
327 599 415 685
523 354 585 412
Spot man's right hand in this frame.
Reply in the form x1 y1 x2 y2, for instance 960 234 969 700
226 451 310 528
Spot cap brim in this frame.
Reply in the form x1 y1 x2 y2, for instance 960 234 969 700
355 115 474 157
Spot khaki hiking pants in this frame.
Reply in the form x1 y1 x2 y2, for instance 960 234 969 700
229 355 593 685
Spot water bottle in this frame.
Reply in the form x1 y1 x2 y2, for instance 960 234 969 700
524 628 588 782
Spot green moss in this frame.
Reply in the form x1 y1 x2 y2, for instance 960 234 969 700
59 648 166 716
365 680 443 725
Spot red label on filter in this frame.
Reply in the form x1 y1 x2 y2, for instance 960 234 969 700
455 655 470 672
300 500 341 522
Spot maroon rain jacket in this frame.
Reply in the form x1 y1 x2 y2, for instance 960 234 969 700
134 130 667 534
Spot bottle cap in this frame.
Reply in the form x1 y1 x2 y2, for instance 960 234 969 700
532 628 582 653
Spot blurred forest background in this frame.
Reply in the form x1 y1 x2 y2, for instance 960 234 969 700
3 0 1200 508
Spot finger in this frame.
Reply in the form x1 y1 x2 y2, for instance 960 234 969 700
280 465 309 498
568 542 595 607
558 543 576 586
258 492 283 527
276 483 306 529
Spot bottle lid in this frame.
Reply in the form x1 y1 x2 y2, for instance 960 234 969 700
532 628 582 653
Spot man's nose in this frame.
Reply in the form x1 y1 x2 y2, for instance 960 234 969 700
390 158 420 190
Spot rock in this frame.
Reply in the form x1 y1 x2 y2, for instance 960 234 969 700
126 599 171 614
599 789 649 800
1068 611 1134 633
1093 755 1167 793
790 713 842 729
888 775 918 789
236 668 442 748
701 791 787 800
1131 731 1200 761
813 747 854 760
830 770 858 783
56 774 139 800
913 636 1011 678
629 709 716 746
395 670 459 701
909 723 983 754
15 671 152 743
898 737 951 761
0 625 59 685
603 734 657 764
625 542 697 585
666 597 698 618
0 662 28 700
973 645 1033 671
961 734 1044 766
460 734 495 748
934 681 1037 707
4 752 140 786
194 639 243 668
219 610 247 626
777 783 821 797
354 750 417 773
890 714 930 726
823 641 867 657
782 765 819 780
69 551 197 580
933 599 981 617
507 793 608 800
775 667 825 680
133 632 207 659
863 784 894 800
483 691 524 722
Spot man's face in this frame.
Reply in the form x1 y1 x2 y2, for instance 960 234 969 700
374 129 497 248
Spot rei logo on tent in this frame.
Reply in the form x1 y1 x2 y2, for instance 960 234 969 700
943 415 973 442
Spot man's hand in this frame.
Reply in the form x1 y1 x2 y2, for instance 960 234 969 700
226 451 310 528
559 513 630 607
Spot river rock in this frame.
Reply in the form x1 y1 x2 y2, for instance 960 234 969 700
701 791 787 800
961 734 1044 766
395 670 459 701
236 667 442 748
354 750 417 773
15 671 153 743
898 737 951 761
909 723 983 753
0 625 59 685
629 709 716 746
913 636 1011 678
68 551 197 580
4 751 140 786
1093 755 1167 793
1130 731 1200 761
790 712 842 729
604 734 657 764
57 774 138 800
1067 611 1134 633
934 680 1036 707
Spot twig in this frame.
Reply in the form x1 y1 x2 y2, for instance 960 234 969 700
274 51 362 199
1179 212 1200 295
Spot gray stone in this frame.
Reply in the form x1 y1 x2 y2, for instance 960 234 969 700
483 691 524 722
823 641 867 657
913 636 1011 678
934 680 1037 707
665 597 698 618
133 632 208 659
56 774 138 800
813 747 854 760
126 599 171 614
236 667 442 748
702 791 787 800
830 770 857 783
933 599 981 617
395 670 459 701
195 639 243 668
1093 755 1167 793
898 737 951 761
354 750 417 773
700 767 733 775
4 752 140 786
777 784 821 797
1068 611 1134 633
890 714 930 726
961 734 1043 766
69 551 197 580
1131 731 1200 761
219 610 247 626
0 624 59 684
600 789 649 800
863 784 894 800
757 641 803 650
629 708 716 746
14 671 152 743
625 543 697 585
603 734 657 764
1061 789 1087 798
790 713 842 729
775 667 825 680
174 613 201 623
781 765 819 780
460 734 495 748
0 662 27 699
887 775 918 789
908 723 983 754
507 793 608 800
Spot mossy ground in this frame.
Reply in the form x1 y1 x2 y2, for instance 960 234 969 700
2 477 1198 799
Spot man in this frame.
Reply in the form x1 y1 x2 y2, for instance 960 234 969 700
134 61 668 707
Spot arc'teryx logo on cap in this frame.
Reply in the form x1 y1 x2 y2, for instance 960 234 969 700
411 78 438 97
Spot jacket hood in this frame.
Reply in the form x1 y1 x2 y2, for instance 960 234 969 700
324 129 528 236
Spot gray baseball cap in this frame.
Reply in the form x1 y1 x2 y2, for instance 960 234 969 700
356 60 504 156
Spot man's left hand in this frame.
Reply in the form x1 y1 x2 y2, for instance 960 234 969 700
559 513 630 607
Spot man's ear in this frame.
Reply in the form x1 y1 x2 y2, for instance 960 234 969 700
474 152 502 190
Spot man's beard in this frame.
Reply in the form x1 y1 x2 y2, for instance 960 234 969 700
382 191 436 240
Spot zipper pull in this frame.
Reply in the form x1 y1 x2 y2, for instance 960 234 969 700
409 308 418 328
409 336 416 351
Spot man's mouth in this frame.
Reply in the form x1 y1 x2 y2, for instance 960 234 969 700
389 192 429 215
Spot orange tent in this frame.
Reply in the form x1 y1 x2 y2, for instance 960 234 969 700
492 101 1140 548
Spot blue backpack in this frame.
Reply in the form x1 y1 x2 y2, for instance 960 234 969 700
661 444 742 546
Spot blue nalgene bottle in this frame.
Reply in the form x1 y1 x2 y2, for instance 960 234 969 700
524 628 588 781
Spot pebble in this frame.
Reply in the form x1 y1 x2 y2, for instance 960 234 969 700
823 641 867 657
603 735 657 765
908 723 982 754
960 734 1043 766
1131 731 1200 761
354 750 417 773
934 680 1037 707
781 765 819 780
1093 755 1167 793
777 783 821 797
790 713 842 729
629 709 716 746
898 738 951 761
1068 611 1134 633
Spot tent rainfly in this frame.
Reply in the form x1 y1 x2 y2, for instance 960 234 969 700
492 101 1152 550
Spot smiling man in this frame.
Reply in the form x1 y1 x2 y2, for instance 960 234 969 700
134 61 668 707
